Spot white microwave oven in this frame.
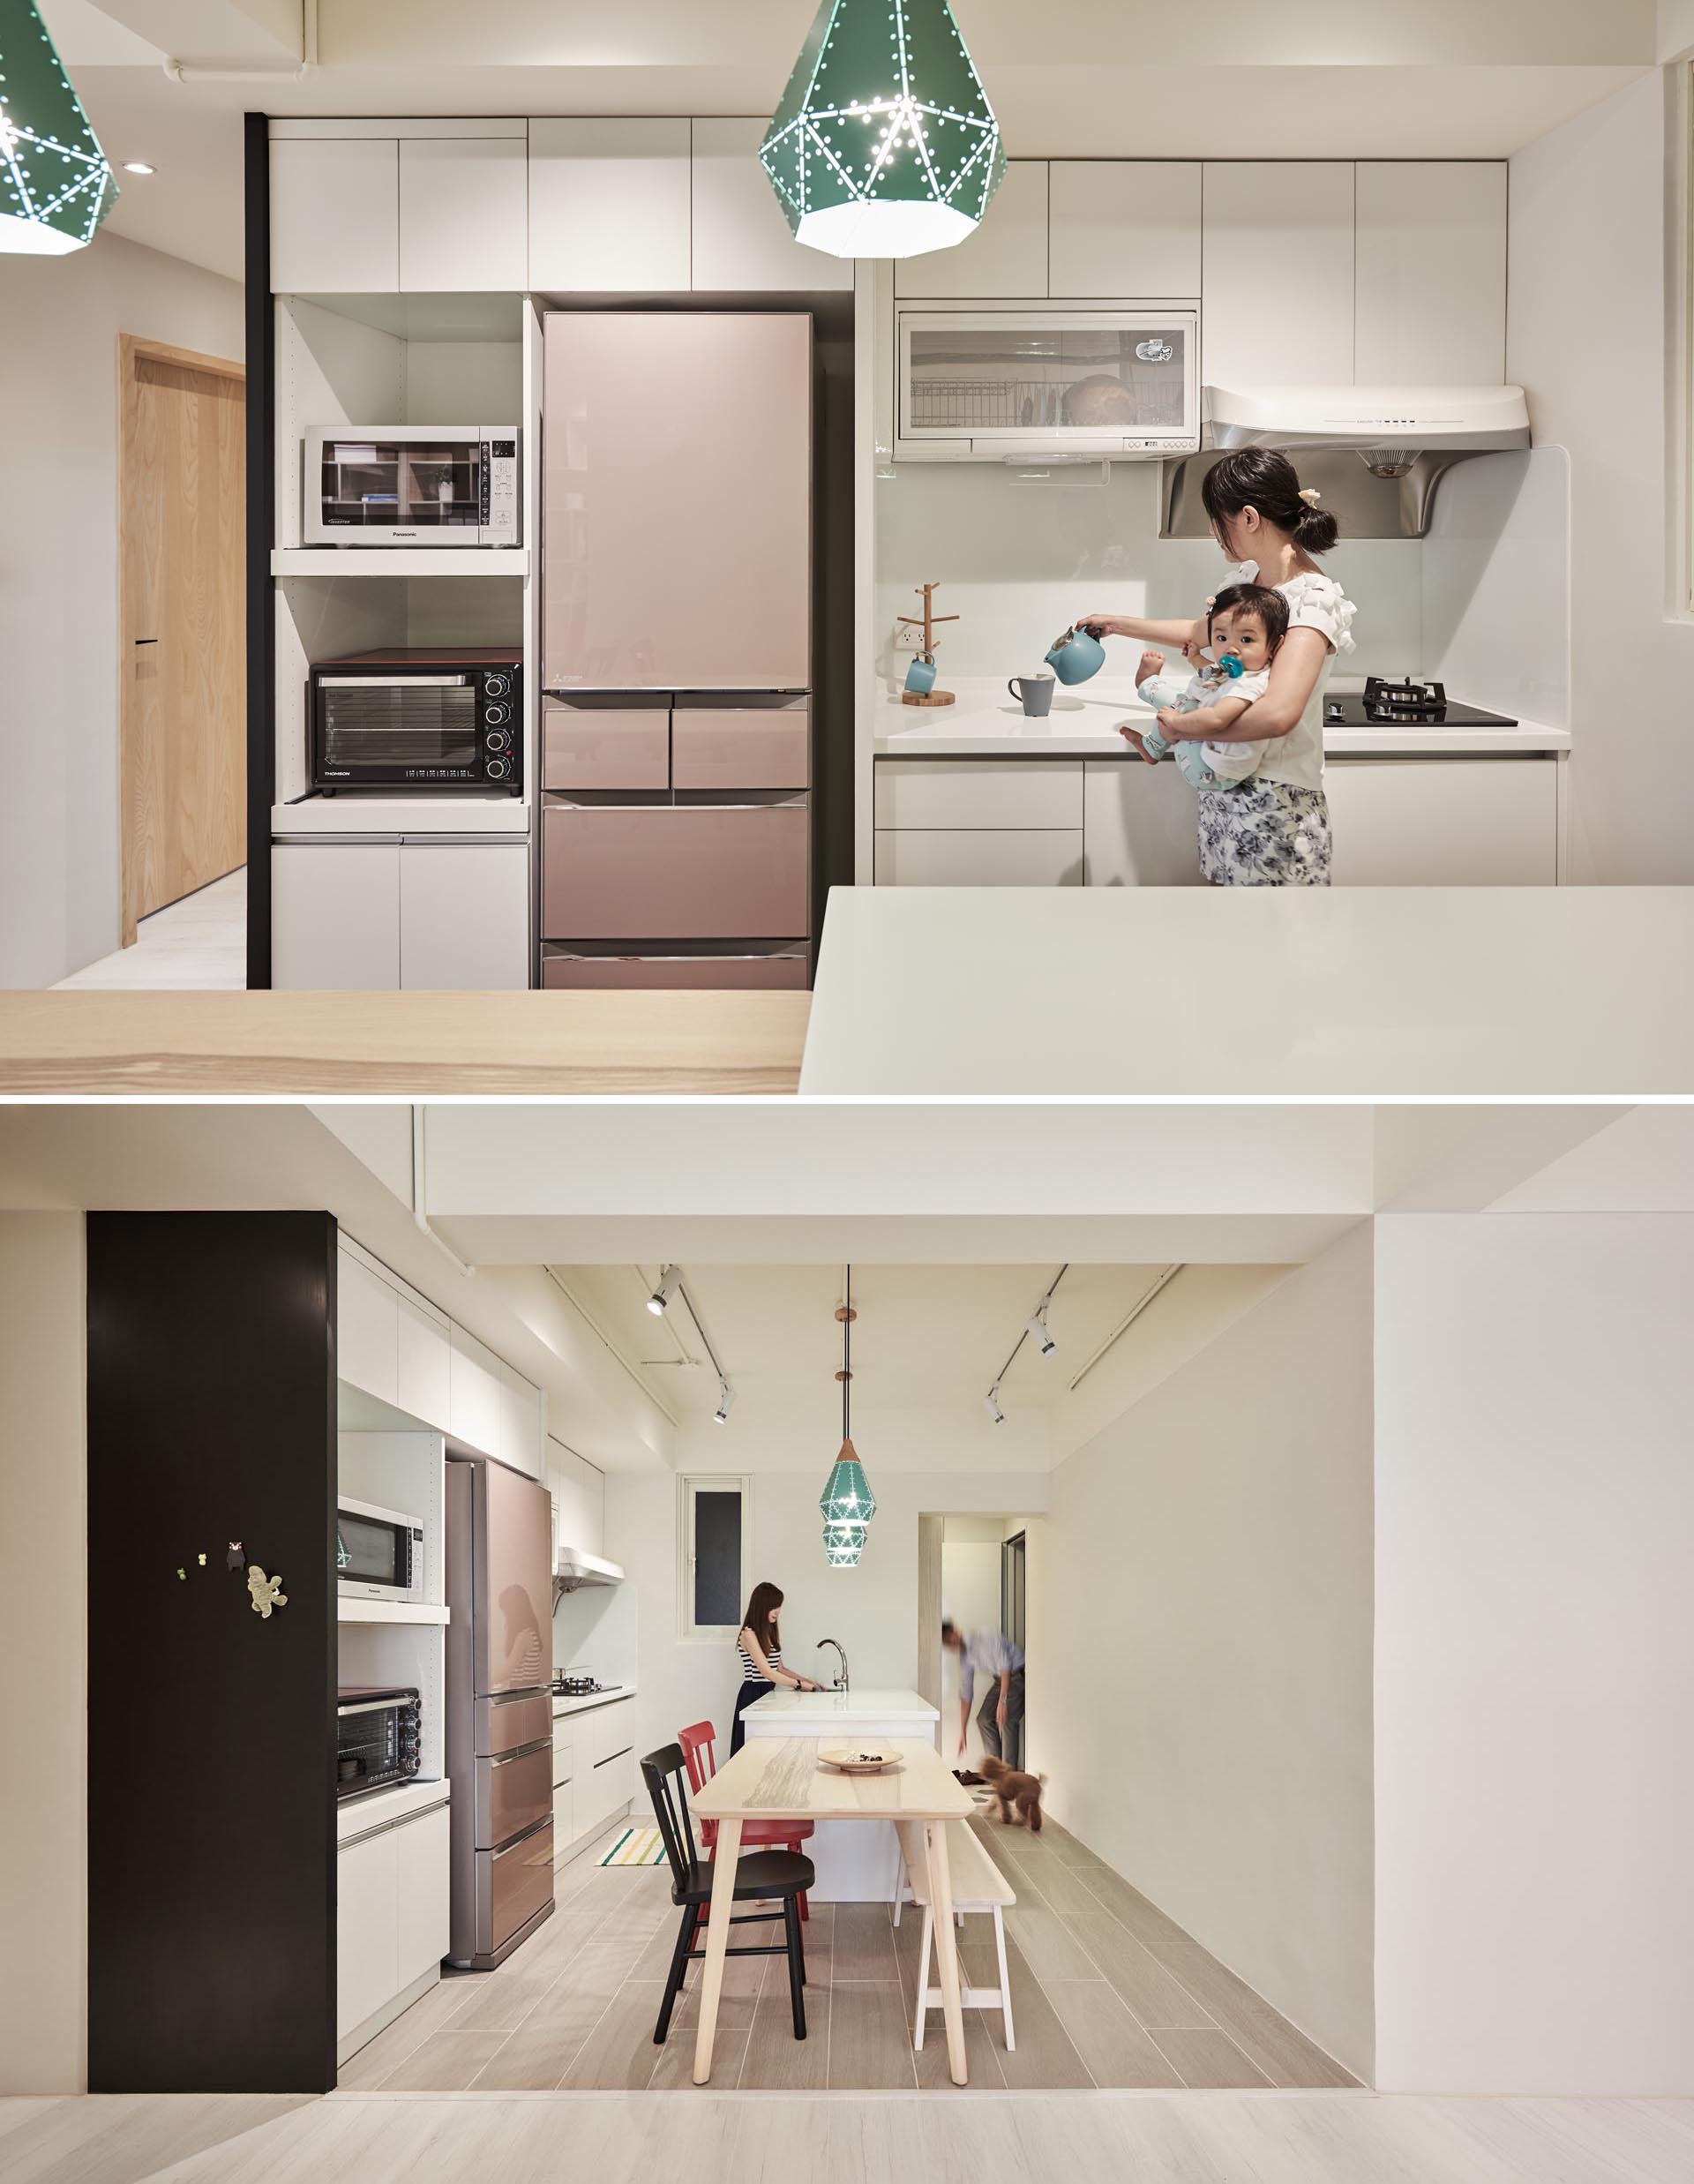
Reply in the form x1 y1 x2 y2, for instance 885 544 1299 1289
894 306 1200 462
304 426 520 546
336 1494 426 1604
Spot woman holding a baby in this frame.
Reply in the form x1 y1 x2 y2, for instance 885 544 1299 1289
1081 448 1356 886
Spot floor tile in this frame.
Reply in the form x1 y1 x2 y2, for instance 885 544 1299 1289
827 1983 918 2090
832 1902 902 1980
738 1984 832 2090
1041 1979 1186 2088
1148 2025 1273 2088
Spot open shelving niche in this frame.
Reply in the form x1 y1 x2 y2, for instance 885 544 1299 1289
336 1418 450 1790
271 291 543 852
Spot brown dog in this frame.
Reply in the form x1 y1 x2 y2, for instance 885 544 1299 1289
978 1755 1046 1832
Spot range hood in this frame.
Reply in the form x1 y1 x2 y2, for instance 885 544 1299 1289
1204 384 1531 474
554 1544 625 1592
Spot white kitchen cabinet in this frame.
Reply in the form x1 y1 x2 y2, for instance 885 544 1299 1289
551 1778 574 1856
336 1827 398 2041
270 138 400 294
1048 161 1202 299
398 843 530 991
690 116 853 292
500 1361 544 1480
528 118 692 291
449 1325 505 1458
1353 162 1507 383
1202 162 1355 386
1326 757 1559 885
272 844 401 990
896 161 1049 299
549 1437 604 1555
399 138 528 292
573 1699 638 1842
1083 761 1204 887
876 828 1085 887
338 1243 401 1406
875 759 1083 830
396 1294 452 1434
392 1804 451 1993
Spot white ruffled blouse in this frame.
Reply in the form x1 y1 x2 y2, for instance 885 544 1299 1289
1256 570 1357 793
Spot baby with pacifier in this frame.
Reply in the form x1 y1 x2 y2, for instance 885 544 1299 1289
1121 580 1287 791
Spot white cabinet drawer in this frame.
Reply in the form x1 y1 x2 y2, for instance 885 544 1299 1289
874 760 1083 831
581 1699 636 1772
393 1805 451 1993
1327 758 1559 885
336 1828 398 2041
876 829 1084 888
552 1778 574 1853
272 843 401 990
1083 760 1203 888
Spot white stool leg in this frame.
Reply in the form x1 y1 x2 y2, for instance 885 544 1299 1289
914 1904 933 2051
893 1877 903 1930
993 1905 1015 2052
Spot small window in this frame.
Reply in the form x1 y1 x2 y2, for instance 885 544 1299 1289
678 1475 751 1644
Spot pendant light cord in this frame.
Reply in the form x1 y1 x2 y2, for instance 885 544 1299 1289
842 1264 852 1440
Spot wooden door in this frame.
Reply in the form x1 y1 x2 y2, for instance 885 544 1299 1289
119 335 245 944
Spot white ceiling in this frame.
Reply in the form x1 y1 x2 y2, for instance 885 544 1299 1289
37 0 1658 281
554 1261 1178 1418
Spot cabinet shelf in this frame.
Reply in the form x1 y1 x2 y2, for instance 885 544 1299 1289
338 1599 451 1626
272 547 529 578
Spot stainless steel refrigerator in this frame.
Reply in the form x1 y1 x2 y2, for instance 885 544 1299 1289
539 310 814 989
445 1447 555 1969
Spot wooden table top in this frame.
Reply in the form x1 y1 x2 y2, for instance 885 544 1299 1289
0 991 809 1095
692 1736 975 1824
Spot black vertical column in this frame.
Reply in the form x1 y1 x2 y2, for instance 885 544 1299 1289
244 111 275 989
87 1213 338 2092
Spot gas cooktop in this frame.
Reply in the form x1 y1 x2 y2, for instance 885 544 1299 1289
553 1675 619 1698
1326 676 1518 729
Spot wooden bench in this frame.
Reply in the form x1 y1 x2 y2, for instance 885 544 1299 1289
895 1819 1017 2051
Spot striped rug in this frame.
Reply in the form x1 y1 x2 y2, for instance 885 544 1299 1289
598 1825 668 1867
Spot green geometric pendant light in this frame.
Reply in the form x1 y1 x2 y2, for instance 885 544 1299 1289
761 0 1004 260
821 1268 876 1565
0 0 117 255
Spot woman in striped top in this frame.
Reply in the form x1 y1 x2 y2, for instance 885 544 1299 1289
731 1580 822 1754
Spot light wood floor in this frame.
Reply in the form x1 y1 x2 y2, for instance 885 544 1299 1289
51 870 246 992
334 1812 1355 2096
5 2088 1691 2184
0 988 809 1093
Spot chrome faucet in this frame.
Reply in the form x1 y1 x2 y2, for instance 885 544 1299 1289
817 1638 848 1693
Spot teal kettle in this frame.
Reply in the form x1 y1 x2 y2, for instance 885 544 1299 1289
1045 624 1106 685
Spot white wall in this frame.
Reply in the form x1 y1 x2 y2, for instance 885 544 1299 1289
0 230 244 987
0 1214 86 2092
1509 66 1694 880
1373 1212 1694 2094
607 1460 1049 1774
1034 1226 1375 2081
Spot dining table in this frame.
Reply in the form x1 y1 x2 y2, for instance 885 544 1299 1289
687 1732 978 2084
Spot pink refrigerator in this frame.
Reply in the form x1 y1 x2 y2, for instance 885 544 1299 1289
540 311 813 989
445 1450 555 1970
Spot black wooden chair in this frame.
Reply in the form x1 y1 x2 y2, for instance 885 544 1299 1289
641 1743 814 2045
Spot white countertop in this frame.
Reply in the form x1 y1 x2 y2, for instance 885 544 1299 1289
799 884 1694 1096
552 1684 636 1720
741 1685 939 1732
272 793 531 837
873 676 1570 759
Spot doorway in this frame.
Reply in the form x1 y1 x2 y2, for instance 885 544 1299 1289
118 335 246 947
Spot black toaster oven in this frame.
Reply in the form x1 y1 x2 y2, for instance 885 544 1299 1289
336 1685 423 1801
309 649 523 793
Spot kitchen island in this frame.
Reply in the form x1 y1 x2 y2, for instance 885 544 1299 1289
799 884 1694 1096
738 1685 941 1902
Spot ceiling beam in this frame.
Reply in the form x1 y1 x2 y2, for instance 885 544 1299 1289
87 0 306 64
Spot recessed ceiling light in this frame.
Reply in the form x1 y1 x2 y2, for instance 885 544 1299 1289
122 161 156 176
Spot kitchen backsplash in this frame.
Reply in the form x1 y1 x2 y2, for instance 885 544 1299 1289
876 456 1566 717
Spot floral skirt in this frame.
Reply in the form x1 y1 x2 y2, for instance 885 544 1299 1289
1196 779 1332 887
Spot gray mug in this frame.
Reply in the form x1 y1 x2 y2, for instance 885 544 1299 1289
1008 674 1055 718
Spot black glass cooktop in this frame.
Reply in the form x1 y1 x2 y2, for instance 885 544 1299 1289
1327 676 1518 729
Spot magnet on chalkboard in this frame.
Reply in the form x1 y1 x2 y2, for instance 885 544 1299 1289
226 1541 244 1572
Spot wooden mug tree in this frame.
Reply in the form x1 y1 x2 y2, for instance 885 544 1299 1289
899 582 959 707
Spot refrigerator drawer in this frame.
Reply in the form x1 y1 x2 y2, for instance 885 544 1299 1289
476 1740 554 1850
543 700 670 792
672 704 809 792
542 800 810 942
541 943 808 991
475 1690 553 1760
483 1820 554 1957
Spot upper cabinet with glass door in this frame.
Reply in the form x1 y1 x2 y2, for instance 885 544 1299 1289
894 307 1200 462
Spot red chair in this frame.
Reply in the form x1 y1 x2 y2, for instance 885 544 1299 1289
679 1719 811 1921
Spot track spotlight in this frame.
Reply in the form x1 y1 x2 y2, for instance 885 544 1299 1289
713 1381 737 1425
983 1386 1005 1425
647 1265 681 1316
1027 1305 1056 1357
